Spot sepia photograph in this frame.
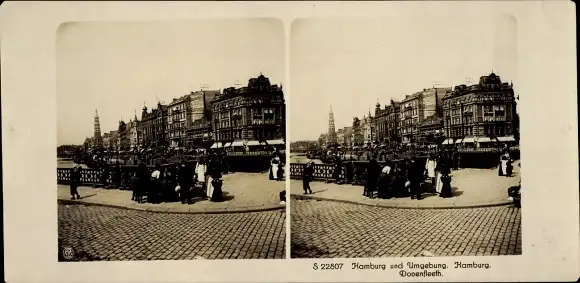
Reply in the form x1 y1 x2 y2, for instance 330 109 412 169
289 15 522 258
56 19 287 261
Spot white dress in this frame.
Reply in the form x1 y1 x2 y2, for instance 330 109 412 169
195 164 206 183
270 159 279 179
425 159 437 178
206 175 214 198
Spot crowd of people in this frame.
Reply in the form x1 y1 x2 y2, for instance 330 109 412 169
68 154 226 204
302 145 515 200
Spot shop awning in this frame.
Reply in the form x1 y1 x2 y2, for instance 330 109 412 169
477 137 492 143
231 141 244 147
442 139 454 145
210 142 223 149
457 137 476 143
246 140 261 146
266 139 285 145
497 136 515 142
223 142 232 147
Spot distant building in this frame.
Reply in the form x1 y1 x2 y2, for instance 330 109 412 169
352 117 363 146
118 121 130 151
343 126 354 148
400 87 450 144
374 100 401 145
167 95 190 148
317 133 327 148
290 140 318 152
210 74 285 147
127 115 141 151
442 72 517 146
102 132 110 151
336 128 345 146
140 102 168 149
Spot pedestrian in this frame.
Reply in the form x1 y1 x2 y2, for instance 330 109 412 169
135 163 149 203
178 161 193 204
69 165 81 199
269 156 280 180
377 161 392 199
130 172 138 201
209 158 224 202
149 164 162 203
277 161 285 181
303 161 314 194
408 157 424 200
364 158 381 198
425 153 438 193
195 157 208 195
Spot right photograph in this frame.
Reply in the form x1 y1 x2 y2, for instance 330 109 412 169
289 16 522 258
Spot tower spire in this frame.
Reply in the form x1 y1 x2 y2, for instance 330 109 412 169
93 109 103 149
327 104 337 146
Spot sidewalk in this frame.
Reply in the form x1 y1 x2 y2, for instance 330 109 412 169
291 161 521 209
58 172 286 214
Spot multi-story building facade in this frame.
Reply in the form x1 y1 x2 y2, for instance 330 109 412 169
118 121 130 151
400 87 450 144
140 102 168 149
317 133 327 149
336 128 345 146
418 114 444 142
343 126 354 148
127 116 141 151
102 132 110 151
187 90 218 148
361 114 373 145
190 90 219 123
211 74 285 146
167 95 190 148
442 72 517 146
352 117 363 146
108 130 118 151
290 141 318 152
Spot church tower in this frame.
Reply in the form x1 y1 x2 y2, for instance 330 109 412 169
93 109 103 148
327 105 337 145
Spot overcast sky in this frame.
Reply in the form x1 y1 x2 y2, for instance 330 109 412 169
290 14 518 141
57 19 284 146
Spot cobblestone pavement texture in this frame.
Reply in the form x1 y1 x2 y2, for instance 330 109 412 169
291 200 522 258
58 204 286 261
290 161 521 208
58 173 285 213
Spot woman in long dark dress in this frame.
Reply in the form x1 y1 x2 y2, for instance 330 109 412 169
209 159 224 202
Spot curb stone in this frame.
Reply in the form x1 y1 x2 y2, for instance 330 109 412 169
57 199 285 214
290 194 512 209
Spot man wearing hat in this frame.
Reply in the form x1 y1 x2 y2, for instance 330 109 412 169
70 164 81 200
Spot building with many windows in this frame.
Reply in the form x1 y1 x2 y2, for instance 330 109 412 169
210 74 285 147
140 102 169 149
399 87 450 144
167 95 190 148
127 115 141 151
442 72 517 146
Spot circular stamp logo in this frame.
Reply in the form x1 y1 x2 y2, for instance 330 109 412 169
62 247 75 260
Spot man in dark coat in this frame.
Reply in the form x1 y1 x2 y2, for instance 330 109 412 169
69 165 81 199
364 159 381 198
177 161 193 204
302 161 314 194
408 157 425 200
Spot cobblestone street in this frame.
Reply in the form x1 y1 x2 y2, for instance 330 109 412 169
58 204 286 261
291 199 521 258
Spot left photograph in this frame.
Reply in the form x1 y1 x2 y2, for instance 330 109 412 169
56 19 287 261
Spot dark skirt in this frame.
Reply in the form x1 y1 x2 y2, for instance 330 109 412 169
211 179 224 202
